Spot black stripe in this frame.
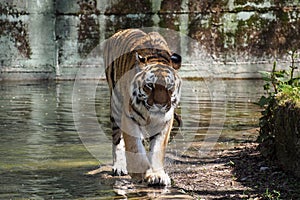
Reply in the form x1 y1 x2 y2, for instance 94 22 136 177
157 52 171 63
149 132 161 141
131 103 146 121
110 61 115 89
130 115 140 125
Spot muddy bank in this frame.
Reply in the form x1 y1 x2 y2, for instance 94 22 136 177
170 142 300 199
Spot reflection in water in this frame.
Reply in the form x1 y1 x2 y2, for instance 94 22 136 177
0 79 263 199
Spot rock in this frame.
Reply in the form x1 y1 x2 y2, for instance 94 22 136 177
274 103 300 178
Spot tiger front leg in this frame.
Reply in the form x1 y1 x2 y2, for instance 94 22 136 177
121 113 152 180
112 135 128 176
145 121 173 186
122 132 151 180
110 116 128 176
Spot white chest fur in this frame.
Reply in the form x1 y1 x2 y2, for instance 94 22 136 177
140 107 174 138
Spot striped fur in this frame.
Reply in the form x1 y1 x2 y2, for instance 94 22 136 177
104 29 182 186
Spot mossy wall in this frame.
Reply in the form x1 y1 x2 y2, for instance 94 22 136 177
0 0 300 80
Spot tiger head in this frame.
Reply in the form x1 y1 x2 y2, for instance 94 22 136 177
130 50 182 115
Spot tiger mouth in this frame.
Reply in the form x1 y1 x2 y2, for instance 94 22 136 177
144 101 170 113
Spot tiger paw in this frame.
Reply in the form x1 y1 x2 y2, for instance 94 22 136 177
112 164 128 176
145 170 171 186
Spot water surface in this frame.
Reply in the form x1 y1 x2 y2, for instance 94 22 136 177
0 79 263 199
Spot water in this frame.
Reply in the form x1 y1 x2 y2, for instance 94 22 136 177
0 79 263 199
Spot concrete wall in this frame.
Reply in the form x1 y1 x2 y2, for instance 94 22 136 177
0 0 299 80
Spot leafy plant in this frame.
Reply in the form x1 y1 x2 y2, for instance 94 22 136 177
262 188 281 200
257 50 300 143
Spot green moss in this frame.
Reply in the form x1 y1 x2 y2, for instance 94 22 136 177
276 86 300 108
258 51 300 172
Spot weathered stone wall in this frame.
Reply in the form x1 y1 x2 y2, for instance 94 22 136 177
0 1 55 80
0 0 300 80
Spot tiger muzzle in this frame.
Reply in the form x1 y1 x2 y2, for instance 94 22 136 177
149 84 171 111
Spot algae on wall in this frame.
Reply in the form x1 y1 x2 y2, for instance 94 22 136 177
0 0 55 80
0 0 300 80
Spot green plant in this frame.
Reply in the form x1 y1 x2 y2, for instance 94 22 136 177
262 188 281 200
257 50 300 143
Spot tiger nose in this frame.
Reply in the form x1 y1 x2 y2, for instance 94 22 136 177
153 84 169 105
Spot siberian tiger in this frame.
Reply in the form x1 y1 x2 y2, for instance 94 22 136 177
104 29 182 186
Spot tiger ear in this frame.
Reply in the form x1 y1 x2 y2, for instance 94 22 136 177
171 53 181 70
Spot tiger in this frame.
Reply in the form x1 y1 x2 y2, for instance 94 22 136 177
104 29 182 186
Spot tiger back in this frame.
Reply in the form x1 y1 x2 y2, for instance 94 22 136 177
104 28 182 186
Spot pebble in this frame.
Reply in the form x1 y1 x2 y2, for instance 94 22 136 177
259 166 269 171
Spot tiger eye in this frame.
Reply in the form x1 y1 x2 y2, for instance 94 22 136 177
146 83 153 89
143 83 153 93
138 54 146 63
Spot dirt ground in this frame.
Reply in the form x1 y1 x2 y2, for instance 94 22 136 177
169 142 300 199
90 131 300 199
